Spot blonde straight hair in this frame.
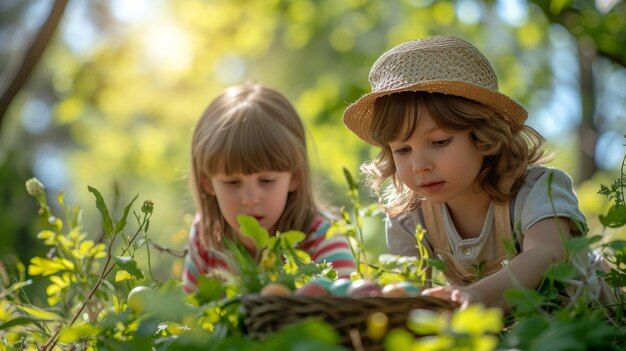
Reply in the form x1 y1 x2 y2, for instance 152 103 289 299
362 91 550 217
190 84 316 249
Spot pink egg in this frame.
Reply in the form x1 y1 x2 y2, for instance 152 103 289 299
381 281 421 297
347 279 382 298
295 281 330 296
260 283 291 296
381 284 408 297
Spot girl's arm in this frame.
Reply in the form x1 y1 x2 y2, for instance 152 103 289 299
182 222 230 294
182 234 206 294
423 217 569 311
183 223 207 294
301 219 357 278
314 234 357 278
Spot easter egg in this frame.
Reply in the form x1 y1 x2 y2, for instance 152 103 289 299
127 286 151 313
308 277 333 290
329 278 353 296
395 281 421 295
382 281 421 297
381 283 408 297
260 283 291 296
347 279 382 298
295 281 330 296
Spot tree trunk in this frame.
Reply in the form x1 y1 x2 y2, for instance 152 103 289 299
577 38 598 183
0 0 68 130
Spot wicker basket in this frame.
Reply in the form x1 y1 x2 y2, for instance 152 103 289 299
241 295 456 350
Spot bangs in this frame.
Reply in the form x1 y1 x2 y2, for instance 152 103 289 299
371 92 486 145
371 93 421 144
203 109 301 175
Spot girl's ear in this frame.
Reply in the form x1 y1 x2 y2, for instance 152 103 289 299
200 176 215 196
288 172 301 192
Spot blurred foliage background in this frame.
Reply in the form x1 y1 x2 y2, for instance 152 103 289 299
1 0 625 296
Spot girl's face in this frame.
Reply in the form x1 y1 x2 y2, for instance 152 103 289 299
205 171 298 254
388 108 485 207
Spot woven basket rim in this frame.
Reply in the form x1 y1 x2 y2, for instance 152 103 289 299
241 293 456 306
241 294 457 351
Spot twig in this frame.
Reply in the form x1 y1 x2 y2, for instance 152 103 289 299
149 242 187 258
41 212 151 351
349 328 366 351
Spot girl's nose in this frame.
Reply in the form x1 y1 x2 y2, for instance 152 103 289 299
241 185 260 205
411 152 432 173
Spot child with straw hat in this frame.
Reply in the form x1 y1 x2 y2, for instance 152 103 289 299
343 35 614 311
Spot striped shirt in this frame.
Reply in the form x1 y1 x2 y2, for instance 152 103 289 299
182 214 356 294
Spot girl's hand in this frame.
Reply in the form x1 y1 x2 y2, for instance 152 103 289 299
421 286 481 309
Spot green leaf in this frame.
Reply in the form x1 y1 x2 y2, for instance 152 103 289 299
605 239 626 251
115 194 139 234
292 249 311 264
384 329 416 351
88 186 114 237
1 279 32 297
58 322 100 342
0 316 41 331
599 205 626 228
427 258 448 271
114 256 145 280
197 276 225 301
499 315 549 350
530 319 623 351
504 288 545 315
450 304 503 336
563 235 602 252
279 230 306 247
545 263 577 282
298 262 324 276
262 319 342 349
237 215 269 249
342 167 357 191
17 305 62 321
407 308 446 335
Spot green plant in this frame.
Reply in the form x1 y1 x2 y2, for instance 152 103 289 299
2 142 626 351
498 141 626 350
0 178 183 350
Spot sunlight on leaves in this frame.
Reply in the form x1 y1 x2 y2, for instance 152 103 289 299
58 322 100 342
450 304 503 335
28 257 75 276
17 305 62 321
115 270 133 282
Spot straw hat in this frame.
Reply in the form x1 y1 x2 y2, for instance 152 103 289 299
343 35 527 145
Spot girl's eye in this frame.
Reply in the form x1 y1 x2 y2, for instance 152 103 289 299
223 180 239 185
392 146 411 155
259 178 275 184
433 138 451 147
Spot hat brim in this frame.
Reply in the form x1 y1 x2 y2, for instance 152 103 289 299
343 80 527 146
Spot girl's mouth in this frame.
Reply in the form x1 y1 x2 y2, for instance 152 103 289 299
420 181 444 193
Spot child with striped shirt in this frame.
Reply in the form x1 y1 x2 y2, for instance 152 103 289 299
183 84 356 294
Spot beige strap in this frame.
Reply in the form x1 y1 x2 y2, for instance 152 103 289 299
421 177 515 285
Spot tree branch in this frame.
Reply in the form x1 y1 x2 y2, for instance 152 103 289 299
0 0 69 130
